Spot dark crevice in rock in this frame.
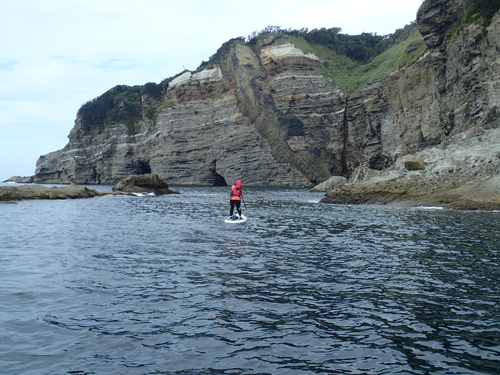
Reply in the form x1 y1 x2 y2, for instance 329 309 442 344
341 97 349 175
137 160 152 174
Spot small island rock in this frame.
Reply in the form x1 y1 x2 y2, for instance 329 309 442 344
112 174 179 195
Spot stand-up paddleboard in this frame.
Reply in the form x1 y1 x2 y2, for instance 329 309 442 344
224 214 247 224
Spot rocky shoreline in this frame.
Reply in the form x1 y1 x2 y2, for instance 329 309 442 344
321 176 500 210
320 128 500 210
16 1 500 204
0 183 105 201
0 174 179 201
4 176 34 184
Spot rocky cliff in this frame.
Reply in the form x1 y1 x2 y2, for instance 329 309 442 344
33 0 500 198
321 0 500 209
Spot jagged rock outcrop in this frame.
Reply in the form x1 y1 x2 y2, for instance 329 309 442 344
33 0 500 205
34 44 342 186
321 1 500 209
322 125 500 209
309 176 348 193
417 0 466 48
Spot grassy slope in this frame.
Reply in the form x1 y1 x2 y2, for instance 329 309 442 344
287 32 426 93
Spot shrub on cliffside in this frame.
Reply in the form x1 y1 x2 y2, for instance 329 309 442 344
78 85 152 135
464 0 500 26
244 23 418 64
420 0 500 28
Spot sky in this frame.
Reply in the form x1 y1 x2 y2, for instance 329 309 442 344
0 0 423 181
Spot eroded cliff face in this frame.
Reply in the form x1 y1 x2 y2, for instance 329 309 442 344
35 40 346 186
321 2 500 209
34 1 500 188
381 0 500 159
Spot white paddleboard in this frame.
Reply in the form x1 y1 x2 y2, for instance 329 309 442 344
224 214 247 224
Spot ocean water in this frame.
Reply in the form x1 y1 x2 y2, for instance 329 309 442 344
1 185 499 375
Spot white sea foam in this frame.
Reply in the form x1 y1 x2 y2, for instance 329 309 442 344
131 192 155 197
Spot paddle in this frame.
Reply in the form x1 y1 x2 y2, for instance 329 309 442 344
241 198 248 219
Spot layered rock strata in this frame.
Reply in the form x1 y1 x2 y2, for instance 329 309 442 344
321 127 500 210
320 2 500 209
35 46 342 186
33 0 500 205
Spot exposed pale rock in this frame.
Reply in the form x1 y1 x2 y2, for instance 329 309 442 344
268 42 320 60
322 127 500 209
169 67 223 89
260 42 321 75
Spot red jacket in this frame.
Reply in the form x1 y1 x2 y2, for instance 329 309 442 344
230 185 243 201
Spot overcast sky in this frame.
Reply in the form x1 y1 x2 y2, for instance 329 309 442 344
0 0 423 181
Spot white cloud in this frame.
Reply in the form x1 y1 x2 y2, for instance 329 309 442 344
0 0 423 181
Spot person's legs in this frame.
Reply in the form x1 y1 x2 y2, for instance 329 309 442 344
230 200 235 216
236 201 242 217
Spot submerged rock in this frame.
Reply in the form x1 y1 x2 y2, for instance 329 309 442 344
112 174 179 195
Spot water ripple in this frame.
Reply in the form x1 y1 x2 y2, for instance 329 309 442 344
1 187 499 374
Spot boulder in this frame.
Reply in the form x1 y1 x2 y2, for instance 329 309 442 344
310 176 348 192
404 155 425 171
112 174 179 194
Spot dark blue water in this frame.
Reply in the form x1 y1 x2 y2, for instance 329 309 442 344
1 185 499 374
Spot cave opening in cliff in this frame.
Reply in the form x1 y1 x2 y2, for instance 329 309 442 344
213 172 227 186
137 160 152 174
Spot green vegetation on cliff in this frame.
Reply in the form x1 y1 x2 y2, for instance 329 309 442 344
78 82 167 135
228 23 424 93
76 0 499 135
288 30 425 93
78 25 425 135
349 31 426 92
468 0 500 25
420 0 500 27
79 85 141 135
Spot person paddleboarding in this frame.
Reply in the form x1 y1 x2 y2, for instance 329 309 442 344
229 180 244 220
